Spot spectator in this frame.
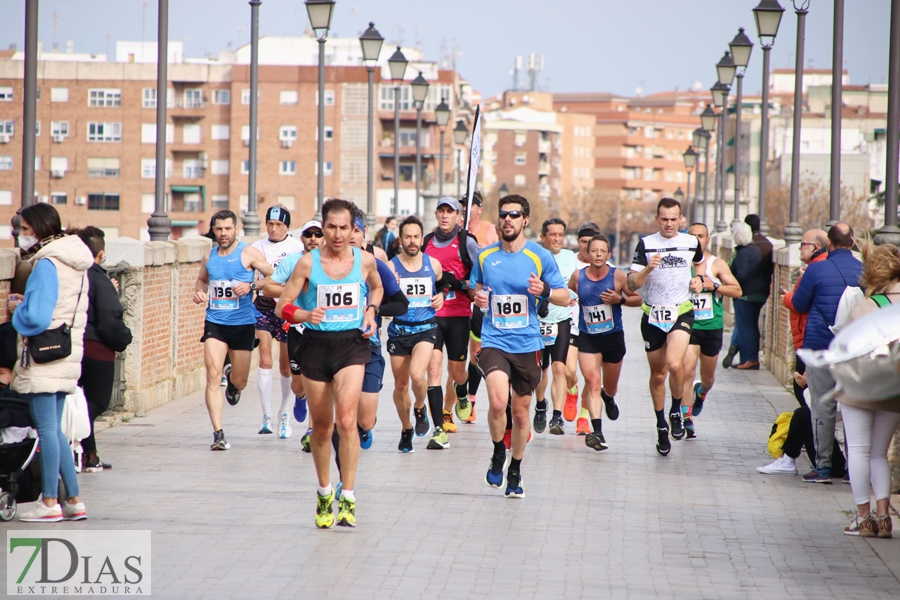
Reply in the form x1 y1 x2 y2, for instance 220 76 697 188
375 216 398 259
790 222 863 484
839 241 900 537
8 203 93 522
74 226 133 473
730 222 768 369
756 372 815 475
745 214 774 278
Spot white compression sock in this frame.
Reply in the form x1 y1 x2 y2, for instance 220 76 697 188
257 367 273 417
279 375 293 417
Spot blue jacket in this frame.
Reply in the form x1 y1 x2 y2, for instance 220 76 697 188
791 248 863 350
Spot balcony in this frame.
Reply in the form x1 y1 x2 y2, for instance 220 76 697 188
538 139 552 154
537 161 551 175
169 97 208 119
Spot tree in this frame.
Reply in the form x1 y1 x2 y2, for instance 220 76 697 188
763 174 874 238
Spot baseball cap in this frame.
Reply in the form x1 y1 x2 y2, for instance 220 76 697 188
577 222 601 239
265 205 291 227
299 220 322 235
436 197 461 212
471 191 483 207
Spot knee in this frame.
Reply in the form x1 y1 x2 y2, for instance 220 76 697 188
666 360 683 376
395 380 410 395
335 412 356 434
409 371 425 388
512 404 530 428
584 374 601 391
259 357 273 370
551 363 566 379
650 371 667 387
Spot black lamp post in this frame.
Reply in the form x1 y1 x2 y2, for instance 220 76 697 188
683 146 698 222
411 72 430 216
694 124 712 226
387 47 408 215
306 0 336 222
711 82 730 232
359 22 383 231
453 119 468 199
875 0 900 245
784 0 810 244
435 98 451 199
729 28 753 228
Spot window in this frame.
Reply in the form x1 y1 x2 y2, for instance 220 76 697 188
35 121 40 136
88 88 122 107
276 195 296 210
141 158 171 179
0 191 12 205
87 193 120 211
183 89 203 108
211 125 230 140
514 130 527 147
141 123 174 144
211 160 229 175
397 128 428 147
212 90 230 105
0 120 14 135
279 161 296 175
88 122 121 142
514 153 527 166
280 90 298 105
279 126 297 141
50 157 68 173
142 88 156 108
241 160 258 175
87 158 120 177
34 156 40 170
514 174 526 187
183 159 203 179
240 125 259 141
315 161 333 176
0 86 12 101
316 90 335 106
379 85 411 111
0 156 12 170
211 194 229 209
316 126 334 141
51 87 68 102
51 192 67 205
183 124 201 144
241 89 259 104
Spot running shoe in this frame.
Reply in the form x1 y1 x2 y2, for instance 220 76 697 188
83 458 104 473
337 495 356 528
224 365 241 406
426 426 449 450
655 426 671 457
259 415 273 435
62 500 87 521
398 428 414 453
464 396 477 423
548 414 565 435
844 514 876 537
300 428 312 453
442 410 458 433
602 393 620 421
877 515 893 539
585 431 608 452
414 407 430 437
211 430 230 451
692 381 706 416
315 489 336 529
293 395 308 423
669 412 685 440
505 470 525 498
533 405 548 433
455 395 472 422
278 414 293 439
18 500 63 523
485 452 508 488
684 416 696 439
563 387 578 421
576 416 590 436
756 455 797 475
359 425 373 450
801 467 832 484
722 345 737 369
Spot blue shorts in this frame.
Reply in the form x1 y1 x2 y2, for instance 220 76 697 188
362 346 385 394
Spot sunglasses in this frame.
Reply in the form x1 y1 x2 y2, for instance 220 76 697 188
302 231 324 239
499 210 525 220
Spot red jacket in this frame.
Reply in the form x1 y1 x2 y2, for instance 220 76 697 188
783 252 827 350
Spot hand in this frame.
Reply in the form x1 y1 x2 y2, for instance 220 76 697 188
647 253 663 271
307 307 325 325
689 277 704 294
233 282 252 297
431 293 444 311
361 311 378 339
474 286 490 310
568 294 578 307
599 289 621 305
193 291 208 305
793 371 807 388
527 272 545 296
111 278 120 293
7 293 23 313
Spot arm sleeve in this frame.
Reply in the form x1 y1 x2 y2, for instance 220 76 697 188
692 240 704 264
731 248 749 284
12 259 59 337
379 289 410 317
630 239 647 272
465 237 480 273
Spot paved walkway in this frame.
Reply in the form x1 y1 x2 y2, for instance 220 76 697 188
5 309 900 599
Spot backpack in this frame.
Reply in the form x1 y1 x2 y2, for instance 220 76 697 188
871 293 892 308
767 412 793 458
423 228 475 275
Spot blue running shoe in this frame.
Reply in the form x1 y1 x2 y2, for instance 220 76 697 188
505 471 525 498
335 481 343 499
485 452 508 488
359 425 373 450
294 395 308 423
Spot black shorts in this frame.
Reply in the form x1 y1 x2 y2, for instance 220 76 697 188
287 326 303 375
363 346 385 393
469 308 484 341
255 309 288 343
297 329 370 383
690 328 724 357
540 319 573 370
200 321 257 352
477 347 542 397
574 329 626 364
387 327 437 357
435 316 469 362
641 311 694 353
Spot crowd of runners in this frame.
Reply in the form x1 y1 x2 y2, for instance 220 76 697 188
194 193 748 528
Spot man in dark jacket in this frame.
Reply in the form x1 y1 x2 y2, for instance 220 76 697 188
790 222 862 484
730 219 772 369
76 227 133 472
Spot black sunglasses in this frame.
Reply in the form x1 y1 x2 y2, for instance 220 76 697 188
499 210 525 220
302 231 324 238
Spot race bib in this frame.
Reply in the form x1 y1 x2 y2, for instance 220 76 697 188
317 283 361 323
691 292 714 320
540 322 558 346
582 304 614 334
400 277 433 309
445 290 456 301
209 280 238 311
491 294 528 329
648 304 678 332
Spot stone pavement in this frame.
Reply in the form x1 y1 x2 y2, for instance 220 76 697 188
5 309 900 599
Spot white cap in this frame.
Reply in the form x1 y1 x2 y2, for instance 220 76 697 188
300 220 322 234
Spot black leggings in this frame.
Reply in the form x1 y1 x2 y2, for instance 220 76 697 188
782 404 846 476
78 357 116 456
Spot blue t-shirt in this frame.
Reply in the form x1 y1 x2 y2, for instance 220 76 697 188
271 252 302 286
468 240 567 353
205 242 258 326
388 255 438 338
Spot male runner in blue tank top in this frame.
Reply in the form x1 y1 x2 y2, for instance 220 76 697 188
275 199 383 529
193 210 274 451
469 194 570 498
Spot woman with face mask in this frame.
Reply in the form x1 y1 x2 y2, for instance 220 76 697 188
7 204 94 522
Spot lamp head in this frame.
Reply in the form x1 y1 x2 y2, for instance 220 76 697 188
716 51 736 86
305 0 335 38
753 0 785 45
435 98 451 126
729 27 754 68
411 71 430 105
453 119 468 145
358 22 384 66
387 47 409 84
700 104 718 131
683 146 698 170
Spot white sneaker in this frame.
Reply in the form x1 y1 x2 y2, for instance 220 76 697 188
259 415 273 435
19 499 63 522
63 501 87 521
756 454 797 475
278 414 293 439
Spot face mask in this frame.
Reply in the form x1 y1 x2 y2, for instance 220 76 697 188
18 235 38 251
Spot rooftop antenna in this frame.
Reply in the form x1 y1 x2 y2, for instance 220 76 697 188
52 12 60 52
527 53 543 91
512 56 522 91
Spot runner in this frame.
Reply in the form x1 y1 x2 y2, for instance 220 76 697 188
251 206 304 438
275 198 383 529
470 194 569 498
387 215 447 451
534 218 581 435
569 234 642 450
423 197 479 435
626 197 704 456
193 210 274 451
680 223 742 438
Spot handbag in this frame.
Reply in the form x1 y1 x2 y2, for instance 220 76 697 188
25 273 85 365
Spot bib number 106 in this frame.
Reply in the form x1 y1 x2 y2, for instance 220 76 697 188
323 291 355 307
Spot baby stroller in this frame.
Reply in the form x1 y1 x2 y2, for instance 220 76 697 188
0 395 42 521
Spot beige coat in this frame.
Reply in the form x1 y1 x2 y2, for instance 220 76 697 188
12 235 94 395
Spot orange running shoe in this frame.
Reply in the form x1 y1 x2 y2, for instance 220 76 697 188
576 416 590 436
464 396 477 423
563 386 578 422
442 410 458 433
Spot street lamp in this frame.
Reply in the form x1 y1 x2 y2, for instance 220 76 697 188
388 47 408 215
435 97 451 199
784 0 810 244
694 125 712 226
683 145 698 222
729 28 753 228
499 183 509 198
411 71 430 216
716 51 736 87
306 0 335 222
711 82 730 232
359 22 383 231
243 0 263 236
875 0 900 245
753 0 785 235
674 187 685 206
147 0 171 240
453 119 468 199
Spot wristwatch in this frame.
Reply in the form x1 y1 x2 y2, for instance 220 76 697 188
713 282 720 292
366 304 380 317
250 282 257 291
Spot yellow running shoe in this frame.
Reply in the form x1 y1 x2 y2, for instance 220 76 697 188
442 410 458 433
315 488 336 529
427 426 450 449
337 495 356 528
455 395 473 422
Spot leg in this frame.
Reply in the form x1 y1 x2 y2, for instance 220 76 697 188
869 410 900 517
782 406 810 460
646 347 668 413
485 370 511 444
203 338 229 431
54 392 81 503
331 365 366 492
78 357 115 461
697 354 718 394
535 364 550 405
681 345 701 407
408 341 433 412
806 364 838 471
841 403 874 516
277 341 294 417
26 392 66 506
578 351 603 419
509 391 532 461
443 359 468 411
256 329 274 417
390 354 413 430
226 349 251 390
565 344 579 390
550 359 569 414
746 301 764 363
599 360 623 402
303 376 335 488
664 330 691 403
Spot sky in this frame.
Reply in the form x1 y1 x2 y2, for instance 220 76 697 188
0 0 892 98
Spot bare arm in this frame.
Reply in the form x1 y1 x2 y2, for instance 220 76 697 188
193 254 209 304
710 258 742 299
568 271 579 294
241 246 275 294
615 269 643 307
274 254 320 324
361 252 383 338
